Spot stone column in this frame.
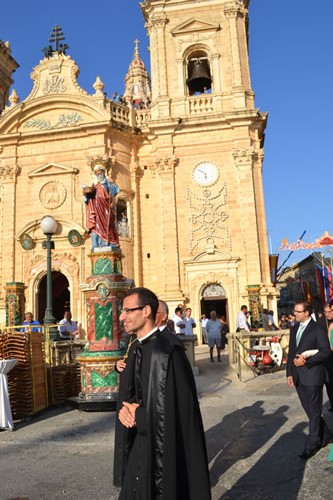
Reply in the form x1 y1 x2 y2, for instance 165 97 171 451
0 163 19 292
155 155 182 298
152 15 168 98
225 4 244 89
233 148 259 288
4 282 26 326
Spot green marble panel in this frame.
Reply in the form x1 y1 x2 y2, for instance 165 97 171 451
95 302 113 340
94 258 112 275
82 374 86 387
91 369 118 387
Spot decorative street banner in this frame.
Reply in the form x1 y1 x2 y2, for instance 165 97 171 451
280 231 333 251
316 265 333 304
269 254 279 285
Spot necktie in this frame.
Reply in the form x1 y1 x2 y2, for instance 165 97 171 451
296 323 305 347
134 342 143 405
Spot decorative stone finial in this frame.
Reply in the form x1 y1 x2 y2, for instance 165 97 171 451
9 89 19 106
93 76 105 96
4 41 12 53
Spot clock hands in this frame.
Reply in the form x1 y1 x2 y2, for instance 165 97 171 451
198 169 207 179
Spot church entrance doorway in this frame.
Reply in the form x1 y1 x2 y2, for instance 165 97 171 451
37 272 70 323
200 283 228 322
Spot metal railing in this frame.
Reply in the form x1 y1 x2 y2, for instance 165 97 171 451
227 330 290 382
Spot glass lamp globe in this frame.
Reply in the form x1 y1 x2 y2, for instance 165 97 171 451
40 216 57 235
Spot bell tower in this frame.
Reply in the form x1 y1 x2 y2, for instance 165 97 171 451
136 0 275 327
141 0 255 118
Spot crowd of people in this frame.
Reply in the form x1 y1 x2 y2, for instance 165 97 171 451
111 91 151 110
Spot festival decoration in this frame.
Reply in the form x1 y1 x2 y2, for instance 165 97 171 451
280 231 333 251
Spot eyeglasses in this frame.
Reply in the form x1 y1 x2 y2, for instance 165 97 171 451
293 309 305 313
120 305 146 314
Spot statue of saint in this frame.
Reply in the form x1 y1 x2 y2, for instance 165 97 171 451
82 164 119 250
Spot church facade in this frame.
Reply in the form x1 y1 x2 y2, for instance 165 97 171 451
0 0 276 338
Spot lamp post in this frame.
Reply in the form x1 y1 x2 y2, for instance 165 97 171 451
40 215 57 328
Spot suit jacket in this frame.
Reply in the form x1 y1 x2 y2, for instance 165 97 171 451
286 318 331 386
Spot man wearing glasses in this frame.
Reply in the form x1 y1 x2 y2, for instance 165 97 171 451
113 287 211 499
287 301 332 459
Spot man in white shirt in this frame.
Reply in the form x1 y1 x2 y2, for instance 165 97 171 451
172 307 185 335
200 314 208 343
236 305 250 332
58 311 79 340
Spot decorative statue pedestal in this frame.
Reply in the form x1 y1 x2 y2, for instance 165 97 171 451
76 249 132 409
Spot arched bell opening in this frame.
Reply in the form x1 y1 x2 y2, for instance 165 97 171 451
186 49 212 96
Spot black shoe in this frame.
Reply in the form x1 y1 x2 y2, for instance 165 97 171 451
298 447 320 460
210 357 215 363
217 357 222 362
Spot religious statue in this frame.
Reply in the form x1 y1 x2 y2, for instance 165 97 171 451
82 164 119 250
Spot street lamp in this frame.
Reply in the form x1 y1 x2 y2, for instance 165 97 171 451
40 215 57 328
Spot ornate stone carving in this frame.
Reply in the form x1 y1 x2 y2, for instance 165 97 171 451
39 181 66 209
26 252 79 283
202 283 226 297
151 15 168 29
224 3 246 20
186 184 231 253
153 155 178 174
43 74 66 94
232 148 256 168
24 112 82 130
0 162 19 180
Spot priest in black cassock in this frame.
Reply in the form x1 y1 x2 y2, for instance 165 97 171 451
113 287 211 500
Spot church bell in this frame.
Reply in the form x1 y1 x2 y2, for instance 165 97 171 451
187 60 212 94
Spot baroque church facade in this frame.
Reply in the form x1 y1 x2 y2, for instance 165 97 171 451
0 0 276 338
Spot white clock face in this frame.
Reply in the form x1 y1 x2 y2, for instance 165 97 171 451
193 162 219 186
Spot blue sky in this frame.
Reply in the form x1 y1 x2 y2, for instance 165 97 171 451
1 0 332 270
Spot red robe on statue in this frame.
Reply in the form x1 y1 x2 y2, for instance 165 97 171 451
85 182 119 246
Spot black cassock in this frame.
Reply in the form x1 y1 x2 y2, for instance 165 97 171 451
113 328 211 500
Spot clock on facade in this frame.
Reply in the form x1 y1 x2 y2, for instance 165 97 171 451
192 161 219 186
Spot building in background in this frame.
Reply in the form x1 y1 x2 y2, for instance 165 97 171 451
0 0 276 338
277 252 333 315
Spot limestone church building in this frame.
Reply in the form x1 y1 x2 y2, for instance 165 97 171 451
0 0 276 339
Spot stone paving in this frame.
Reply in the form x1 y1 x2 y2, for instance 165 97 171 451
1 346 333 499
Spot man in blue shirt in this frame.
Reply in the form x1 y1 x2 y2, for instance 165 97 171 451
184 307 196 336
206 310 223 362
20 312 41 333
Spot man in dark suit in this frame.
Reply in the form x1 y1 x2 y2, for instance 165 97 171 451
287 301 332 459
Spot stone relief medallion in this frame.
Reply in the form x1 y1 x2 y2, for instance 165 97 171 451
97 284 109 301
20 233 34 250
39 181 66 209
68 230 82 247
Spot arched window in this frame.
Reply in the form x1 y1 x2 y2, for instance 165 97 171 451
116 197 130 238
186 49 212 96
